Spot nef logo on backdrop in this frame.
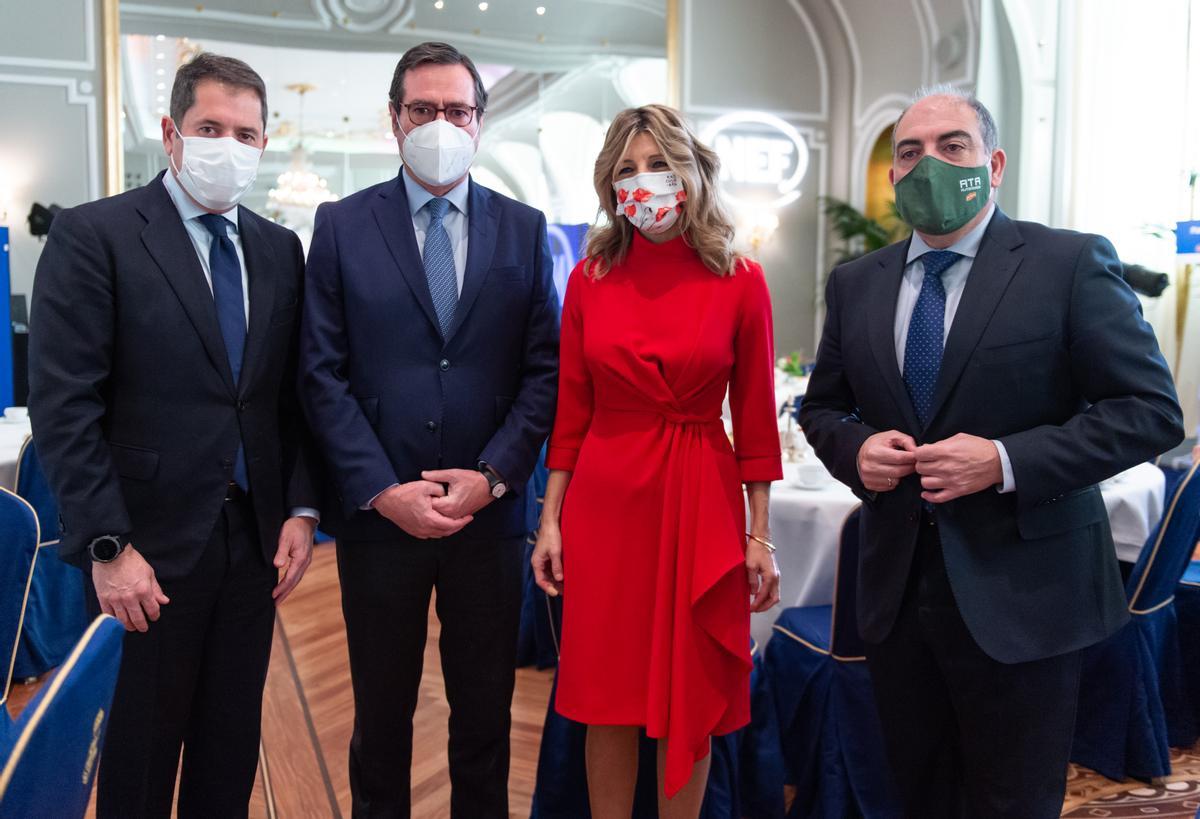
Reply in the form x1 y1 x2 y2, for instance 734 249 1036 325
699 111 810 210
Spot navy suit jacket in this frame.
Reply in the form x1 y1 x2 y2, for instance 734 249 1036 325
299 172 559 541
28 173 318 579
799 209 1184 663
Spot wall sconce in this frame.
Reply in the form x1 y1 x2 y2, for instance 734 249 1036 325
735 206 780 257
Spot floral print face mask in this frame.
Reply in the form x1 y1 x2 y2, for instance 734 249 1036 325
613 171 688 235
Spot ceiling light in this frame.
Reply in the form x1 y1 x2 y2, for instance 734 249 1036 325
536 5 545 13
155 53 165 60
156 107 165 114
156 95 165 103
156 82 165 90
478 1 488 9
156 68 165 76
434 0 443 7
155 34 166 41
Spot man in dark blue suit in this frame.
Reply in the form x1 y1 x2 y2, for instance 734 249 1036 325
299 41 558 819
800 87 1184 817
30 54 319 817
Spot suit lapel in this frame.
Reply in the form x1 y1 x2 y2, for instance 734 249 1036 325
371 174 442 336
924 209 1024 430
866 239 922 434
236 210 278 396
446 180 499 344
136 175 236 396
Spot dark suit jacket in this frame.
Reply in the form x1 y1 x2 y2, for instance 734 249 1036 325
799 209 1184 664
299 172 559 541
29 172 318 580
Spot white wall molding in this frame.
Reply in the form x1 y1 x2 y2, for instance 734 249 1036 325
0 0 96 72
0 73 100 201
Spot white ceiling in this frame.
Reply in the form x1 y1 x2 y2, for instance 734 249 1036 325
118 0 667 72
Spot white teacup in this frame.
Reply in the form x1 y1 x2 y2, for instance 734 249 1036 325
3 406 28 422
792 460 832 490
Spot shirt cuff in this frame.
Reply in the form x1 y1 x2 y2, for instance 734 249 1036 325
362 484 399 511
992 440 1016 493
289 507 320 523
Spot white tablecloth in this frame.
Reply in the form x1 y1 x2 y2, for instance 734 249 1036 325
749 460 1167 648
0 417 31 488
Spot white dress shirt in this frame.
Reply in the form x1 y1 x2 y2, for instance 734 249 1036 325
402 169 470 293
162 170 319 522
894 203 1016 493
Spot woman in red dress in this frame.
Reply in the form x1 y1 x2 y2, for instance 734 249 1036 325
531 104 783 817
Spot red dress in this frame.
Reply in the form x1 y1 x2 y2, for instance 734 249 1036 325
547 231 782 796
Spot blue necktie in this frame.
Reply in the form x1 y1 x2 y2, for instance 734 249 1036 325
422 197 458 337
197 213 249 491
903 250 962 427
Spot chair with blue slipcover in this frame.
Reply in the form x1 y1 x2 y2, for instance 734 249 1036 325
743 506 900 818
11 437 87 680
0 487 41 748
1072 461 1200 781
0 614 124 819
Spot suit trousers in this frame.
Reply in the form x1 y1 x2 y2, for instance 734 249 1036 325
337 532 525 819
864 514 1082 819
85 491 276 819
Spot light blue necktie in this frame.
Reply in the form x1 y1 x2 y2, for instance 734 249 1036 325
903 250 962 428
197 213 249 491
422 197 458 337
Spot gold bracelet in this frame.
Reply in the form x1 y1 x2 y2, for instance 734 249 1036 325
746 533 776 553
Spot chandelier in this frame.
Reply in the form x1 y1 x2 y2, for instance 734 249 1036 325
268 83 338 218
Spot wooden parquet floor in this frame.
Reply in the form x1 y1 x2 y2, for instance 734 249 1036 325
10 540 1200 817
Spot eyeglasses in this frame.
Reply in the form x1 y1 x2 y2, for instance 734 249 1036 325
398 103 479 127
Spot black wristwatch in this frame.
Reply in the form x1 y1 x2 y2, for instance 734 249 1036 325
478 462 508 499
87 534 127 563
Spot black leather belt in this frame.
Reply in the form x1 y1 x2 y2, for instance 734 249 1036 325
224 481 249 503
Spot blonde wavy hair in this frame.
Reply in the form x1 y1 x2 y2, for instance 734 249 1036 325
585 104 740 278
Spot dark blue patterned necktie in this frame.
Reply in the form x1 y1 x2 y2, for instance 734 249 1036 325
197 213 249 491
422 197 458 337
903 250 962 427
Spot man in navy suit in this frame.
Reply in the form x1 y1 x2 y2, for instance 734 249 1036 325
29 54 319 817
299 41 558 818
800 87 1183 817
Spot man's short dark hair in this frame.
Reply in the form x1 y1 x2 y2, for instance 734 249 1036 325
389 41 488 116
170 52 268 129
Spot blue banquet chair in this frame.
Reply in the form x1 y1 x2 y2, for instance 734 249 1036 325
1174 559 1200 748
530 599 756 817
744 506 900 819
1072 462 1200 782
0 614 124 819
12 437 87 680
0 487 41 747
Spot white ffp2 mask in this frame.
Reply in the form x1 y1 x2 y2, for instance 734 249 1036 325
400 119 477 187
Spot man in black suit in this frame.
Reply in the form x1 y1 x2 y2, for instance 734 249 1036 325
29 53 318 818
300 41 558 818
799 86 1184 817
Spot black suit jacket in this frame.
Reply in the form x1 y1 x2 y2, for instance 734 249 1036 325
29 172 318 580
799 209 1184 663
299 173 558 541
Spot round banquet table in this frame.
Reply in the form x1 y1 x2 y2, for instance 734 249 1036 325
750 460 1167 648
0 416 32 488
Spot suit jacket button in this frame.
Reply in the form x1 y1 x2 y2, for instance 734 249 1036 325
439 359 450 371
426 421 437 432
237 400 247 411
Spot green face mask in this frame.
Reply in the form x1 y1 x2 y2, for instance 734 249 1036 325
893 156 990 235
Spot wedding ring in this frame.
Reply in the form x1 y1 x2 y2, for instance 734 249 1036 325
886 477 895 487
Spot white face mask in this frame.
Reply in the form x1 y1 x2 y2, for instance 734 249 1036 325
169 123 262 212
613 171 687 235
399 118 477 187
